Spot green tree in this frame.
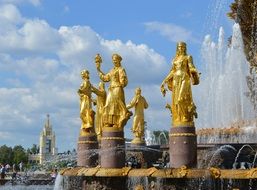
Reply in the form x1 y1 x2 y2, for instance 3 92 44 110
0 145 13 165
13 145 28 164
29 144 39 154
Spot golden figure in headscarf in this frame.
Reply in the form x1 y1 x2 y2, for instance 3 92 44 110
92 82 106 138
127 88 148 143
161 42 200 127
78 70 95 135
95 53 131 129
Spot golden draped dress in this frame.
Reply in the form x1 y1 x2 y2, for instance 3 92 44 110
165 55 199 126
99 66 129 128
78 79 94 131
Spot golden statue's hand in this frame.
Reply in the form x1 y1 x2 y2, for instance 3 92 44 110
92 99 97 106
95 61 100 71
161 85 166 97
95 54 102 71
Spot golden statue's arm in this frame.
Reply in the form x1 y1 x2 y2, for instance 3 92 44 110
97 70 110 82
91 85 106 97
187 55 200 85
119 69 128 88
78 82 90 96
126 96 137 109
161 63 175 96
95 54 111 82
127 95 149 110
143 97 149 109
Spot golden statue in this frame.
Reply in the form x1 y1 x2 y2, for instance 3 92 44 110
127 88 148 144
92 82 107 138
78 70 95 135
160 42 199 127
95 53 131 129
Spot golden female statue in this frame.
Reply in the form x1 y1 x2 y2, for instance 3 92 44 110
127 88 148 143
160 42 199 127
92 82 106 138
95 53 131 129
78 70 95 134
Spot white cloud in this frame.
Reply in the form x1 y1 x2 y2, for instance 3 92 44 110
0 3 23 23
0 6 61 54
0 4 170 151
0 0 41 6
144 21 199 43
19 19 62 52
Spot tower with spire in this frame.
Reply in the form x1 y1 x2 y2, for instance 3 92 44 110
39 114 57 164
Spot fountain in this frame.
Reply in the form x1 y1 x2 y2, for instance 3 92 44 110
52 18 257 189
2 1 257 189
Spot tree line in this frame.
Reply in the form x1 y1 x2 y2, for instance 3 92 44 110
0 144 39 166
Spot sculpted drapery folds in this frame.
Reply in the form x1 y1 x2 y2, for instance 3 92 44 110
127 88 148 140
161 42 200 127
92 82 106 138
78 70 95 135
95 53 131 129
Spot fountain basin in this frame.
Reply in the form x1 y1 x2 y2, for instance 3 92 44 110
58 167 257 190
60 166 257 179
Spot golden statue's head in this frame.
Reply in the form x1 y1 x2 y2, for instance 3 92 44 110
112 53 122 67
135 87 141 96
176 41 187 56
81 69 89 79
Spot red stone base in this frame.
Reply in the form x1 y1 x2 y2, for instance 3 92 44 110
77 133 98 167
100 128 125 168
169 126 197 168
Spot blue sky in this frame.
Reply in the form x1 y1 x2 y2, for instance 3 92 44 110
0 0 234 152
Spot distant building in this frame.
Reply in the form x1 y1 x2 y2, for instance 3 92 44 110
39 114 58 164
28 114 58 164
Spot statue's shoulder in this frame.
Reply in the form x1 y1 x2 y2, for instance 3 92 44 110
187 55 193 60
83 80 91 87
119 66 125 70
118 66 127 74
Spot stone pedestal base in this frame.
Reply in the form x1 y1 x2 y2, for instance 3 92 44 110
77 133 98 167
100 127 125 168
131 137 145 147
169 126 197 168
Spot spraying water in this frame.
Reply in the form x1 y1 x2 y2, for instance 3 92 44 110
53 174 63 190
196 23 254 129
145 130 157 146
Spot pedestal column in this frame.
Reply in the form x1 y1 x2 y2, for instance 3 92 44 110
100 127 125 168
169 126 197 168
77 133 98 167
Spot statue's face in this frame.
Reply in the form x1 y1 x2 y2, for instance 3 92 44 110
112 55 120 67
177 45 186 55
81 71 89 79
135 88 141 95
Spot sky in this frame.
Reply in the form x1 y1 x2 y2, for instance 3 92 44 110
0 0 235 152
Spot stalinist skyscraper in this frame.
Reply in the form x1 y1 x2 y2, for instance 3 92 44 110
39 114 57 164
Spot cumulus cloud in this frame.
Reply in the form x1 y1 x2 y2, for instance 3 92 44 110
0 4 170 151
0 3 23 23
144 21 199 43
0 18 62 54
